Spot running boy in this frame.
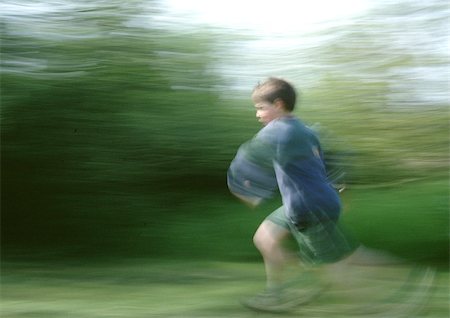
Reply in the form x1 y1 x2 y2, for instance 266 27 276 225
227 77 356 312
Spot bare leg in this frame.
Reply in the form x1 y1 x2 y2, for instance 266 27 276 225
253 220 291 290
243 220 330 312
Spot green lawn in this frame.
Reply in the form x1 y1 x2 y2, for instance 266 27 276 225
1 259 448 318
1 179 448 317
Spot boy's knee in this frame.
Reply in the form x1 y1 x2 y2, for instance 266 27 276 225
253 231 265 251
253 229 276 254
253 221 286 253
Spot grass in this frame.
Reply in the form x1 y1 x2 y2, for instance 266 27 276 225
1 178 448 317
1 259 449 318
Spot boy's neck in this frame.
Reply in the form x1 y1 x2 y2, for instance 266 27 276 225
276 112 294 119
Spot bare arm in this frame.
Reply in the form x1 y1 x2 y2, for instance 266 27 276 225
231 191 262 208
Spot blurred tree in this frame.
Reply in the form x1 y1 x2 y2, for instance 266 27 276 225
1 0 247 255
301 0 449 183
1 0 447 259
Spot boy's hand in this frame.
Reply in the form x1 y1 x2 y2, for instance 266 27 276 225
231 192 262 208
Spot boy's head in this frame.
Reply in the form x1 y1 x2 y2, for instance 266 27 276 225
252 77 297 111
252 77 298 125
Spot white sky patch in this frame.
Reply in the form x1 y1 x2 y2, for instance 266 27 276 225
163 0 371 34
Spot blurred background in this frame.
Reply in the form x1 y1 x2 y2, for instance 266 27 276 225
1 0 448 266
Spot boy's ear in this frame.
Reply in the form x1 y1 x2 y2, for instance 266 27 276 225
273 98 285 110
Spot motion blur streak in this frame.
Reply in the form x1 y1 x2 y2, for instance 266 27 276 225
1 0 448 317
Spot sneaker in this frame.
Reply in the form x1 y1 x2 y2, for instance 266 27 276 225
241 289 291 313
241 286 325 313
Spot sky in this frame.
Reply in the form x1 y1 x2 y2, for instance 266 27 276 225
162 0 372 35
156 0 375 92
2 0 446 104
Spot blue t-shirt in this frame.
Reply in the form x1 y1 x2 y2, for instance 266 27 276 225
228 116 341 225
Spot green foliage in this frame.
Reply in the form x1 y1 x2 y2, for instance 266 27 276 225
1 0 448 261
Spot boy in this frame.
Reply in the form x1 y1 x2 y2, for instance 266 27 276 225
227 77 356 312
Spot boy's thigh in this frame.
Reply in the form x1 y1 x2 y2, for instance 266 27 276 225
265 206 291 230
265 206 355 264
289 219 355 264
255 207 291 245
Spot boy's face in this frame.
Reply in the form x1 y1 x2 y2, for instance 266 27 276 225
254 101 283 125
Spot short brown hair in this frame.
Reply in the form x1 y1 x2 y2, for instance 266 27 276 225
252 77 297 111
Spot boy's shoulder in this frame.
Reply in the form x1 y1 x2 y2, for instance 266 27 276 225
262 116 298 130
256 117 313 147
261 117 310 137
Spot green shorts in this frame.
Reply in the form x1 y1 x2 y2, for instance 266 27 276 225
266 206 357 265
